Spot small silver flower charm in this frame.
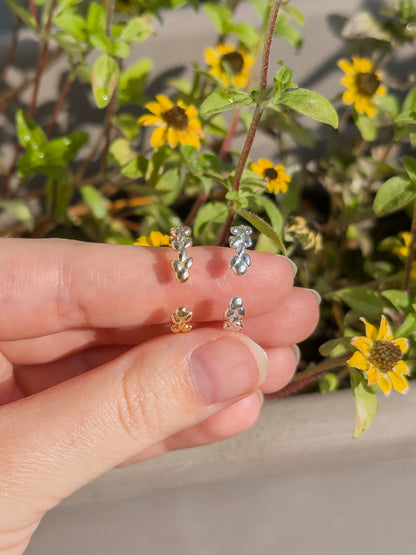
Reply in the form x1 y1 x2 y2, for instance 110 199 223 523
170 225 193 283
229 225 253 276
223 297 245 331
171 306 193 333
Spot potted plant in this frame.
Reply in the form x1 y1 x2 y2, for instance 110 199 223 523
1 0 415 553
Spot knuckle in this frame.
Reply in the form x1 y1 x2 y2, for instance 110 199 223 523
115 366 163 444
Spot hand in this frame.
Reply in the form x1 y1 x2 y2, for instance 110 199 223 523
0 238 319 554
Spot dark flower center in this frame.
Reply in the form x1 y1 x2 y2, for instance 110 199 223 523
221 51 244 75
163 106 189 130
356 72 380 96
369 340 402 373
263 167 278 181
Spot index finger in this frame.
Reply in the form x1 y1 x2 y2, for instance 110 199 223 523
0 238 294 340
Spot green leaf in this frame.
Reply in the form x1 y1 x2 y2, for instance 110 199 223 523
45 174 73 221
341 11 391 42
373 175 416 216
3 0 37 32
0 200 34 231
155 168 183 205
236 208 287 255
53 30 84 59
109 138 137 167
90 33 113 54
194 202 228 244
15 110 47 150
199 89 254 118
279 88 338 128
120 16 153 42
401 156 416 184
350 369 378 439
382 289 411 311
275 13 302 48
53 10 86 41
202 2 232 34
354 112 378 142
396 313 416 337
282 5 305 25
254 195 283 235
117 58 152 105
319 373 339 394
86 2 106 35
112 40 130 59
334 287 384 318
319 338 351 357
80 185 108 220
120 156 147 179
92 54 119 108
230 22 259 50
113 113 140 140
402 88 416 112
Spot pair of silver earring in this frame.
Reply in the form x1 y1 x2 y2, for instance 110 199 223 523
169 224 252 333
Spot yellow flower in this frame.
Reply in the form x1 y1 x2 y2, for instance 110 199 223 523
287 216 323 253
203 43 254 88
134 231 170 247
347 315 410 396
392 232 416 281
337 57 387 118
137 94 204 149
250 158 291 194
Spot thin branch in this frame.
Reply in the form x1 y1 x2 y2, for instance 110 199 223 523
265 354 349 400
28 0 57 117
46 76 74 138
0 16 22 94
403 198 416 294
216 0 282 245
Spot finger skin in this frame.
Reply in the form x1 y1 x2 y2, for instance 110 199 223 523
0 328 266 545
0 239 294 340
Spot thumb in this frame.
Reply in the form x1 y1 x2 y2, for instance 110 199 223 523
0 329 267 536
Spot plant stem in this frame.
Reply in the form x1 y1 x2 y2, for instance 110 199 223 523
0 16 21 94
28 0 57 117
106 0 116 37
403 197 416 293
28 0 40 29
265 354 350 400
46 75 74 138
216 0 282 245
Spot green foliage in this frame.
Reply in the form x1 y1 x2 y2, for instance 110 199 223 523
350 369 378 439
1 0 416 439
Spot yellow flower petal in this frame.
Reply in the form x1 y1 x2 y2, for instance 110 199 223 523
347 351 370 371
392 337 409 354
167 126 180 148
359 318 377 342
395 359 410 376
366 365 380 386
350 335 373 355
155 94 174 111
137 114 163 127
150 127 167 148
388 370 409 394
377 315 393 341
377 374 392 396
144 101 165 116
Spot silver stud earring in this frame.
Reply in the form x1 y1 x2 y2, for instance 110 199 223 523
223 297 245 331
170 225 193 283
229 225 253 276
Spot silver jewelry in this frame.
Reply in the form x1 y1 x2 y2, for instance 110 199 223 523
171 306 193 333
229 225 253 276
170 225 193 283
223 297 245 331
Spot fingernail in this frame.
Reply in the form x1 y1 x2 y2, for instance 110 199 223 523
290 344 301 365
305 288 321 305
278 255 297 277
190 335 268 405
